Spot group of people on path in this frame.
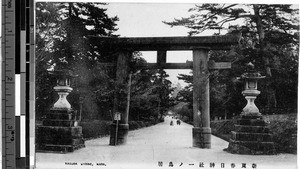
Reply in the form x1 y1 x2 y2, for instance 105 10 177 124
170 116 181 126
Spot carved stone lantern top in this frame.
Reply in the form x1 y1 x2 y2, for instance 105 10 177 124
49 69 77 87
49 69 77 109
238 63 265 91
240 62 265 80
239 63 265 116
240 72 265 80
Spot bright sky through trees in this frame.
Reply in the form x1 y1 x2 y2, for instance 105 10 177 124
1 1 298 85
106 3 199 85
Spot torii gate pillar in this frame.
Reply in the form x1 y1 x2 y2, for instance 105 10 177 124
192 49 211 148
109 50 131 145
92 35 240 147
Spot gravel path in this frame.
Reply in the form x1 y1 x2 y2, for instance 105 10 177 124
19 116 299 168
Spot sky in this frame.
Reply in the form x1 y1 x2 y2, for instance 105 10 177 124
101 2 299 86
0 0 299 164
0 0 299 86
105 3 198 86
103 2 244 86
0 0 299 165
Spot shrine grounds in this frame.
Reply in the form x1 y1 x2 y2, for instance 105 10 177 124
0 113 297 169
34 116 297 169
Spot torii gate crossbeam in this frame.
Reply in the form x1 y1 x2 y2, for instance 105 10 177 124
90 35 240 148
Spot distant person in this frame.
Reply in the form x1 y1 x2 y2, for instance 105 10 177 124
170 120 174 126
176 120 181 125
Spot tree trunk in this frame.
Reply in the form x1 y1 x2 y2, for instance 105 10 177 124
253 5 277 108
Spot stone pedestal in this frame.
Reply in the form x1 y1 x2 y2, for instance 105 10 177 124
226 115 276 155
37 108 85 153
37 70 85 153
36 108 85 153
193 127 211 148
109 123 129 145
226 65 275 155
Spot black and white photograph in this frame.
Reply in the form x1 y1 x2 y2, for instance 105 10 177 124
1 1 299 169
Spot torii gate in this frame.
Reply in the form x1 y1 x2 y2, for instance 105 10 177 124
90 35 240 148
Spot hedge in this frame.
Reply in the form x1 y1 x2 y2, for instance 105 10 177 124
81 120 111 139
210 120 234 142
268 120 297 154
81 119 162 140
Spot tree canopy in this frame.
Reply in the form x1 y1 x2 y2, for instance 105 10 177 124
165 4 299 119
36 2 175 122
36 2 120 120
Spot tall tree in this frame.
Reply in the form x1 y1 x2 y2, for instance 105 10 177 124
129 67 175 121
154 70 175 119
164 4 299 109
36 2 119 120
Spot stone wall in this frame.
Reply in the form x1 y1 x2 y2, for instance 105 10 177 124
211 113 297 154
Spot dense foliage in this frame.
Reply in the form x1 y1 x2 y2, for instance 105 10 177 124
36 2 119 120
165 4 299 119
129 64 175 121
36 2 174 122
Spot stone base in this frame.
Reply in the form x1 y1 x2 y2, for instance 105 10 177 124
36 108 85 153
227 139 275 155
192 127 211 148
226 115 276 155
36 126 85 153
109 123 129 146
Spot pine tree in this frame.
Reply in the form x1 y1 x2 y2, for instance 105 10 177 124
164 4 299 110
36 2 119 120
129 68 174 121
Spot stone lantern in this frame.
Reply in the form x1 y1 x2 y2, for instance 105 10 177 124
36 69 85 153
226 63 276 155
240 70 265 116
53 70 73 109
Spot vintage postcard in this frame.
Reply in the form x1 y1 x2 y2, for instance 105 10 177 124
1 1 298 169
